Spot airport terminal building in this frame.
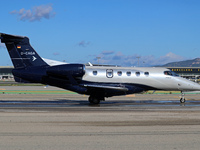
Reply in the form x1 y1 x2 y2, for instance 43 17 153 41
168 67 200 82
0 66 14 80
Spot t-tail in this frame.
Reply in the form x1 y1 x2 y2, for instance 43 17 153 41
0 33 48 68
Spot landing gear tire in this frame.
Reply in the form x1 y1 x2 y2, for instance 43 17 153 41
180 98 185 103
89 96 100 104
180 92 186 103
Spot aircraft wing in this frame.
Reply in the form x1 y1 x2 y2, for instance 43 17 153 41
82 84 129 91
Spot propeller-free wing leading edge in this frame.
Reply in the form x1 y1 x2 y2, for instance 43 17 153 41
1 33 200 104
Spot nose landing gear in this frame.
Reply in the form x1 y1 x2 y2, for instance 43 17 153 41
180 92 185 103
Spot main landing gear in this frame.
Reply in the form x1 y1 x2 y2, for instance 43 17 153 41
88 96 105 104
180 92 185 103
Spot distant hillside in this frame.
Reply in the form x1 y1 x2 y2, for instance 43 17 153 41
161 58 200 67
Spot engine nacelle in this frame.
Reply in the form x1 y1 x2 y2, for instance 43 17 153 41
46 64 85 78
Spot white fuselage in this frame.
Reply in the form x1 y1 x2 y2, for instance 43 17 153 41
83 66 200 91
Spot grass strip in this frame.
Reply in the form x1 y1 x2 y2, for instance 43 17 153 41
146 91 181 94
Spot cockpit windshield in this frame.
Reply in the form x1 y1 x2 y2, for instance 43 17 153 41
164 71 179 77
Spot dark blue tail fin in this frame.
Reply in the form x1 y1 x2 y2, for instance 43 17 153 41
0 33 48 68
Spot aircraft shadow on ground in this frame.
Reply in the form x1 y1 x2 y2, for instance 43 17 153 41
0 99 199 107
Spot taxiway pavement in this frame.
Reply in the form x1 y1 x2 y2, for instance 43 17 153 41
0 86 200 150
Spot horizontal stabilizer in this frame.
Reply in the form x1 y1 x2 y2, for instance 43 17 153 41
0 33 25 43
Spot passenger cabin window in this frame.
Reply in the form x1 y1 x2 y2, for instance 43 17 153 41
126 71 131 76
117 71 122 76
164 71 179 77
93 71 98 75
144 72 149 76
135 72 140 76
106 69 113 78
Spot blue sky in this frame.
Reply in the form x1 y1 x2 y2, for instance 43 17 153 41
1 0 200 66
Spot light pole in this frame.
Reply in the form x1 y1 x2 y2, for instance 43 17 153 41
96 57 101 65
136 56 140 67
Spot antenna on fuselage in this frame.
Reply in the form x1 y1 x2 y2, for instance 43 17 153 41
88 62 93 66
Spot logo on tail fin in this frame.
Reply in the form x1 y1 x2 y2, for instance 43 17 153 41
32 56 37 61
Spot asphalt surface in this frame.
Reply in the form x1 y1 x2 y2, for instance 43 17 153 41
0 86 200 150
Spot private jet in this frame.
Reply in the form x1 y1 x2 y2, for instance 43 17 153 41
1 33 200 104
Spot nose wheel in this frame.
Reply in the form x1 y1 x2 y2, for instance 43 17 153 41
180 98 185 103
180 92 185 103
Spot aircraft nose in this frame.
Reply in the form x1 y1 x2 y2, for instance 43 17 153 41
177 78 200 91
185 81 200 91
193 83 200 91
